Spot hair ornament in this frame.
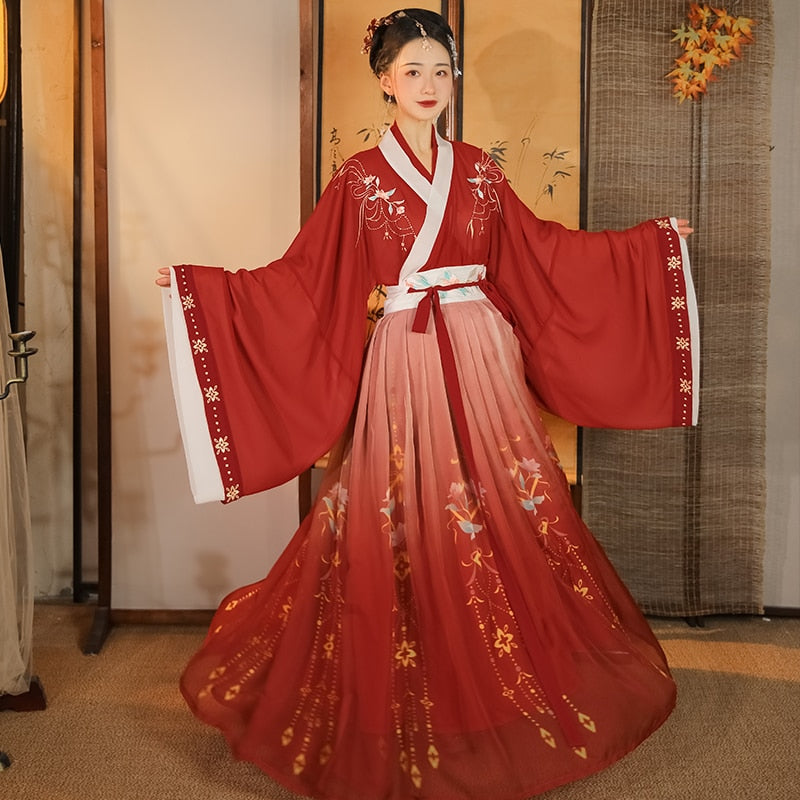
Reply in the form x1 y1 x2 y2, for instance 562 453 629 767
396 11 433 51
361 16 392 55
447 34 461 77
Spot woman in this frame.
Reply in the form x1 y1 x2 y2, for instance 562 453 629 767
158 9 697 799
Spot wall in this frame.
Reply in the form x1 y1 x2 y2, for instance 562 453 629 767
103 0 300 608
764 0 800 609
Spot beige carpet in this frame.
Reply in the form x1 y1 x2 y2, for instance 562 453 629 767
1 604 798 799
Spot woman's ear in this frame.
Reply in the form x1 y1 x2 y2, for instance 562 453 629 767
379 73 393 98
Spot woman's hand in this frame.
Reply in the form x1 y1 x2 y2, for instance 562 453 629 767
675 218 694 239
155 266 171 287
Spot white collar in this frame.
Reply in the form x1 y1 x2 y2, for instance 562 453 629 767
379 127 454 282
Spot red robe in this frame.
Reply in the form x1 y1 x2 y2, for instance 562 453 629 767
163 124 698 799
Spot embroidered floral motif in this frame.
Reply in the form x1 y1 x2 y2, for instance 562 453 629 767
676 337 690 350
204 385 220 403
680 378 693 393
671 296 687 310
181 293 195 310
466 152 503 237
380 488 407 548
667 255 682 270
225 484 240 502
320 481 349 537
395 639 418 668
336 159 417 251
656 219 672 229
445 481 484 538
192 337 208 354
214 436 231 454
493 625 518 656
510 456 548 513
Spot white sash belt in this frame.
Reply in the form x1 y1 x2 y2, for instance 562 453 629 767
383 264 487 314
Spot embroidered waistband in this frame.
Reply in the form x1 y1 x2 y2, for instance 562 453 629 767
383 264 487 314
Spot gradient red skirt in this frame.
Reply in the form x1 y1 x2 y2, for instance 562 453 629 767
180 299 676 799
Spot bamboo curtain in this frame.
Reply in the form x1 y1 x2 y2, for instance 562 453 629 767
582 0 774 616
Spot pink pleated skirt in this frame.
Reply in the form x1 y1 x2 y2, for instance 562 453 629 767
180 297 676 799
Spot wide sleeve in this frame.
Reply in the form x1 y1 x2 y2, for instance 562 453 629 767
163 168 375 503
488 180 699 430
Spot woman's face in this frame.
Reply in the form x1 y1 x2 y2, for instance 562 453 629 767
379 37 454 125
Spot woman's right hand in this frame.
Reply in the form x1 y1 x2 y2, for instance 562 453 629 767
155 266 171 287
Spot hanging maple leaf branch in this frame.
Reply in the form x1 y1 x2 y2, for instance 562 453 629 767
667 3 757 102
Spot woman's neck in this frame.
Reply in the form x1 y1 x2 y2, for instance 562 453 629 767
393 117 436 172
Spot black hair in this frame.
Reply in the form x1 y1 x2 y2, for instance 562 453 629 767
367 8 458 85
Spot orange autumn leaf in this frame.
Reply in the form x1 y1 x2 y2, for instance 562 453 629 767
716 49 739 67
671 23 700 47
667 61 697 81
698 49 722 70
712 31 733 50
697 25 716 46
732 16 756 37
688 3 713 26
683 81 706 100
727 32 746 57
710 7 736 31
688 48 706 68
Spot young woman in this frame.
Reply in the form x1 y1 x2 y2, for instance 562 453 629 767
158 9 697 799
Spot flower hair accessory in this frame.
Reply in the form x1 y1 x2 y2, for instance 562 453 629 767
361 16 392 55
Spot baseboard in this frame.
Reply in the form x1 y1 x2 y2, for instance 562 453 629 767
762 606 800 618
110 608 215 626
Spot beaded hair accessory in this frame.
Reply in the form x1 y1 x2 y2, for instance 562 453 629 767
398 11 433 51
447 34 461 77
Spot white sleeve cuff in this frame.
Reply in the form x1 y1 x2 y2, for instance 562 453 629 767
162 269 225 503
670 217 701 425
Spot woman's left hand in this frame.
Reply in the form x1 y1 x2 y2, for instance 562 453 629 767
675 218 694 239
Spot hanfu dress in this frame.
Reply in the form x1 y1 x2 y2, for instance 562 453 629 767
162 123 699 800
